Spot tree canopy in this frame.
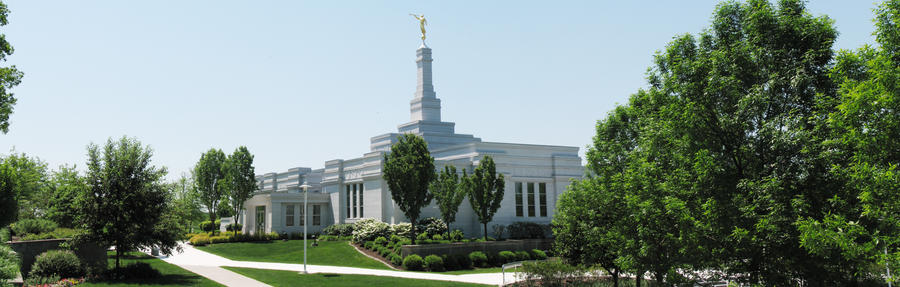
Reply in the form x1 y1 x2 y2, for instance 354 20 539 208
225 146 257 232
430 165 464 236
194 148 227 222
0 1 24 134
382 134 435 244
463 155 504 241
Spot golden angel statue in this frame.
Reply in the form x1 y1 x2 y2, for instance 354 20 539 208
410 13 427 41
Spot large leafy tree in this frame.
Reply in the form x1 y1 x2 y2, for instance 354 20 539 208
383 134 435 244
193 148 227 222
77 136 179 270
168 174 205 234
0 1 24 134
797 0 900 283
46 165 86 228
225 146 257 234
430 165 464 236
463 155 504 241
0 152 48 224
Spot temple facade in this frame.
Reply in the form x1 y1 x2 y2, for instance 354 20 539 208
240 43 583 238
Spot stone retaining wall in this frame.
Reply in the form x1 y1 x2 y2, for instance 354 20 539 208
401 239 552 258
6 239 107 277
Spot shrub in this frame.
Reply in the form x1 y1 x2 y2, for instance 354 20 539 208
21 228 81 241
11 219 57 236
424 255 444 272
199 221 215 233
488 252 504 267
209 236 230 244
0 244 19 284
389 234 401 244
225 223 242 232
416 217 447 236
402 254 424 271
530 249 547 260
189 234 211 246
390 254 403 266
416 232 429 242
469 251 488 268
380 248 391 257
442 255 458 271
374 236 388 247
499 251 517 264
515 250 531 261
214 219 222 230
432 234 443 241
352 218 390 243
453 254 472 270
521 260 579 286
364 241 375 250
507 222 547 239
266 232 281 240
29 250 82 279
449 229 464 242
323 223 355 236
0 228 9 242
390 223 413 239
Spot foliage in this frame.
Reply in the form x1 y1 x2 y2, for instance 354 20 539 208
0 228 7 242
390 223 413 239
323 223 355 237
383 134 436 244
374 236 388 247
417 217 448 237
452 254 472 270
193 148 227 222
520 260 583 287
0 152 48 226
390 254 402 266
20 227 80 241
424 254 444 272
430 165 465 236
491 224 505 240
468 251 488 268
77 136 180 270
462 156 505 241
168 174 205 235
449 229 464 242
530 249 548 260
402 254 424 271
507 222 547 239
29 250 83 280
46 165 86 228
10 218 57 236
224 146 257 233
226 223 242 232
199 220 216 233
498 251 516 264
0 244 17 285
351 218 390 243
0 0 24 134
109 262 161 280
515 251 531 261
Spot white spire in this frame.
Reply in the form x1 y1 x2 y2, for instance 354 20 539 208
410 45 441 122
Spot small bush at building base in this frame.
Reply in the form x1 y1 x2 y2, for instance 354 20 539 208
402 254 424 271
390 254 403 266
424 255 444 272
322 223 355 237
515 250 531 261
374 236 388 246
199 221 215 233
469 251 488 268
441 255 458 271
225 223 242 232
29 250 83 279
530 249 547 260
449 229 464 242
498 251 517 264
453 254 472 270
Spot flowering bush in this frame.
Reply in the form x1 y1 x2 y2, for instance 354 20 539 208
390 223 412 239
351 218 389 243
416 217 447 236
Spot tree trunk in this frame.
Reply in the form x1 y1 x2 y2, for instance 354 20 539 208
654 272 665 287
411 219 417 245
611 268 619 287
635 271 643 287
115 248 121 270
483 222 488 241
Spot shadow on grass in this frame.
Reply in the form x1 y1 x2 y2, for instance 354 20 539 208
323 274 341 278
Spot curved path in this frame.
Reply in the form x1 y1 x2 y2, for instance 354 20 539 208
153 242 507 286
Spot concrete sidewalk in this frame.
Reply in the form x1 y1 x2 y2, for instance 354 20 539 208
154 242 506 286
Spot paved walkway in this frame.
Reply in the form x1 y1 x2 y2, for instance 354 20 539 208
153 242 508 286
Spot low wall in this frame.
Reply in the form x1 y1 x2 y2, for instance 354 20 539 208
401 239 552 258
6 239 107 277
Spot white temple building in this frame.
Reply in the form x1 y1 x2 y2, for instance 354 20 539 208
240 43 583 238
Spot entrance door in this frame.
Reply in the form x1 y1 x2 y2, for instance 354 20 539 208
255 206 266 234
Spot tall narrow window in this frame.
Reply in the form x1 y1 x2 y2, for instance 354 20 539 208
313 205 321 226
515 182 523 217
527 182 536 217
346 185 351 218
285 204 294 226
255 206 265 234
352 184 357 218
300 203 306 226
358 183 364 217
539 183 547 217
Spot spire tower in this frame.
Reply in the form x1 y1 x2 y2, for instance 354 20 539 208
410 43 441 122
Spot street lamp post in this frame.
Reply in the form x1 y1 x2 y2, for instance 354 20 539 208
300 181 311 274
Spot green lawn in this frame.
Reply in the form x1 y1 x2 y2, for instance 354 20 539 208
81 252 223 287
223 267 490 287
197 240 391 270
441 267 503 275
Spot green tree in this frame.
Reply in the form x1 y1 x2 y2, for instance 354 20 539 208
193 148 226 222
462 155 504 241
430 165 464 237
0 152 48 225
77 136 179 270
45 165 86 228
225 146 257 235
0 1 24 134
382 134 435 244
168 174 204 234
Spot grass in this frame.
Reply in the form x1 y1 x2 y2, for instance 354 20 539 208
223 267 490 287
81 252 223 287
197 240 391 270
441 267 503 275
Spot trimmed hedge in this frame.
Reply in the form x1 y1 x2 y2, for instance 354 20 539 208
469 251 488 268
424 255 444 272
402 254 424 271
29 250 82 279
322 223 355 237
530 249 547 260
515 250 531 261
390 254 403 266
499 251 517 264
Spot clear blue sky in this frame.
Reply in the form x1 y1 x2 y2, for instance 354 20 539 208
0 1 880 180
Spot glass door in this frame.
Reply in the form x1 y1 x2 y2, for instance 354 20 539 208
255 206 266 234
